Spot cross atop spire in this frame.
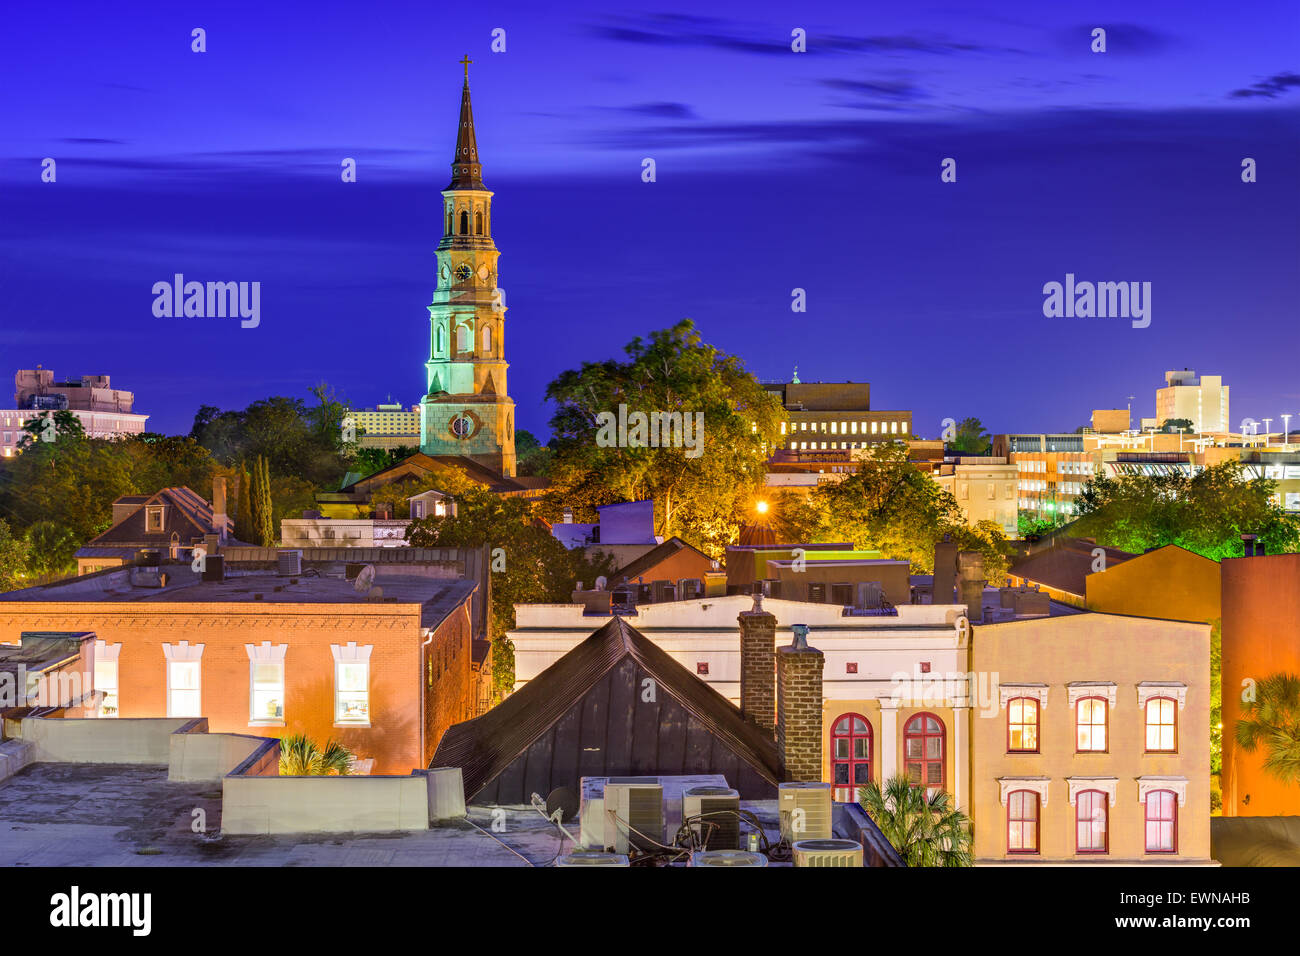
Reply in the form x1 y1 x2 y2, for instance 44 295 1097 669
447 58 483 190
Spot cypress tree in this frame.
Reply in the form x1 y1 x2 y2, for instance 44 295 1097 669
254 455 275 547
234 463 254 543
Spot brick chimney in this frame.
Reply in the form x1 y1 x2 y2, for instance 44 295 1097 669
738 594 777 734
212 476 228 543
777 624 824 782
956 550 986 623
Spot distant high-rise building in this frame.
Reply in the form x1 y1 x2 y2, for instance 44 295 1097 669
1155 369 1229 433
3 368 148 457
764 381 913 451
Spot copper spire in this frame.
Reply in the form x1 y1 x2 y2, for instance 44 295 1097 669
448 55 483 189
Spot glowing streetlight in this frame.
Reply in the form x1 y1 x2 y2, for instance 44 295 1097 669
755 500 769 515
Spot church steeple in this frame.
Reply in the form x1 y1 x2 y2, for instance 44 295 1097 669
448 55 484 190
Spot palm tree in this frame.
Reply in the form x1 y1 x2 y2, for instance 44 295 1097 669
859 774 973 867
278 733 354 776
1235 673 1300 785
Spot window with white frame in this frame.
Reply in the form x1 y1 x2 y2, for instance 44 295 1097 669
163 641 204 717
246 642 287 723
94 641 121 718
145 505 164 533
332 643 372 725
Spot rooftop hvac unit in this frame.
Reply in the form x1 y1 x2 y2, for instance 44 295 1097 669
829 582 854 606
603 779 664 855
689 850 768 867
682 786 741 850
277 549 303 576
678 578 704 600
778 782 833 842
792 839 863 867
556 851 630 867
650 580 676 603
200 554 224 582
635 583 653 604
856 581 883 609
806 582 828 603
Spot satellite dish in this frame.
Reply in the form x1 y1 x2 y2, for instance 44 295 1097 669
595 576 608 591
353 564 377 593
545 787 579 824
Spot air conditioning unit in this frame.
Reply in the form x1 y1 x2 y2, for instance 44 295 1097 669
603 779 664 854
678 578 704 600
682 786 741 850
556 851 630 867
689 849 767 867
277 549 303 575
829 582 855 606
806 582 828 603
792 838 863 867
650 580 677 603
778 782 833 842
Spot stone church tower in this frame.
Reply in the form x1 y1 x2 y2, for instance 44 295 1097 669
420 58 516 477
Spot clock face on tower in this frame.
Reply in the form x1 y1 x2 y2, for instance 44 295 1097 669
454 264 473 283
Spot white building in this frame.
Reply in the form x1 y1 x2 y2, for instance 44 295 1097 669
0 408 149 457
1155 369 1229 433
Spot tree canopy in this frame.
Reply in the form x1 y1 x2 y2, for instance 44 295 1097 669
1072 461 1300 559
541 319 785 557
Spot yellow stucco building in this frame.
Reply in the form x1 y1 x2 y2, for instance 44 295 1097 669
971 612 1212 864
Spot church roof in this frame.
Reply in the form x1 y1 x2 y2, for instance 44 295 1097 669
446 58 484 190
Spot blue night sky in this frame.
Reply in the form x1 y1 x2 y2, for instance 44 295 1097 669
1 1 1297 440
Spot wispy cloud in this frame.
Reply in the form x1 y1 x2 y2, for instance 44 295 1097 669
610 102 698 119
589 13 1024 57
1229 71 1300 99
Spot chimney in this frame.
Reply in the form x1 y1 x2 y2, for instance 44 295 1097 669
777 624 824 782
212 476 228 543
738 595 777 734
956 550 986 623
562 507 573 524
932 534 958 604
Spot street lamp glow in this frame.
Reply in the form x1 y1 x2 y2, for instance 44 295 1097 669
755 500 769 515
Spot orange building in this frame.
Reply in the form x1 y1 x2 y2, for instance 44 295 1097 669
1085 545 1221 624
0 563 480 774
1221 552 1300 816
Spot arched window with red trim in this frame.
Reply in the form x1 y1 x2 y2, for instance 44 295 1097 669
904 712 945 789
1144 697 1177 753
831 713 872 802
1007 790 1039 854
1145 790 1178 853
1076 790 1108 854
1076 697 1108 752
1007 697 1039 752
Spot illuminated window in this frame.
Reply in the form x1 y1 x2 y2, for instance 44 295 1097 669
1007 698 1039 752
904 713 945 789
831 713 872 802
333 643 373 725
1145 697 1177 752
249 661 284 722
94 658 119 718
167 662 201 718
1144 790 1177 853
1007 790 1039 854
871 422 878 434
1076 697 1108 752
1076 790 1108 853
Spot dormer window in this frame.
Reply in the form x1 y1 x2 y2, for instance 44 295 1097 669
145 505 164 533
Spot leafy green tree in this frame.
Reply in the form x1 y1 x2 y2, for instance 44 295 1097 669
353 445 418 480
859 775 973 867
251 455 275 546
542 319 785 557
16 410 86 451
24 521 79 581
1073 461 1300 559
1210 619 1222 778
405 469 615 700
1159 418 1194 434
947 417 991 454
0 519 30 592
773 442 1012 578
1235 673 1300 786
515 430 552 477
278 733 353 776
